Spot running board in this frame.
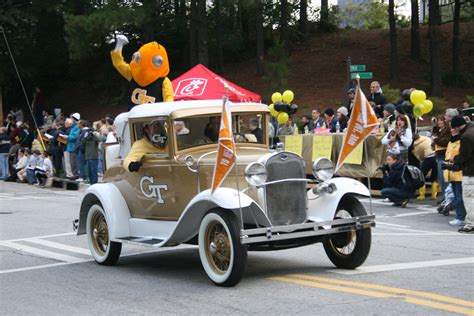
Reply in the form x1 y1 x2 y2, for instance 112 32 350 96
113 236 164 247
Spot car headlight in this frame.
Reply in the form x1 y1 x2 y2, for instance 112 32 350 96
245 162 267 186
312 158 334 181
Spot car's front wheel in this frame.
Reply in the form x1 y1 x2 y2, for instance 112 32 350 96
323 196 371 269
198 209 247 286
86 201 122 265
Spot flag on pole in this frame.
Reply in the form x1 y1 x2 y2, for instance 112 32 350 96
211 97 236 193
335 86 379 171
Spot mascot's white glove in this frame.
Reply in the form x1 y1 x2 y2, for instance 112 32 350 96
114 34 129 52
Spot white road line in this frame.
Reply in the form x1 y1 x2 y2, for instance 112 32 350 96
26 239 91 256
374 225 458 235
373 233 464 236
0 246 196 275
2 232 76 243
376 221 410 228
0 262 72 274
329 257 474 275
0 241 87 264
392 210 437 218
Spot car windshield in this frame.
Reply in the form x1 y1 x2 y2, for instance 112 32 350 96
175 113 267 151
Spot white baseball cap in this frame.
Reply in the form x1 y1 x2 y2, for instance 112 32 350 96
71 113 81 121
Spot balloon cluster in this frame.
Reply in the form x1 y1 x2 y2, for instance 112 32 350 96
406 89 433 119
268 90 298 125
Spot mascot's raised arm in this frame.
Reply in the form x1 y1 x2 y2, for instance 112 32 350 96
110 34 174 109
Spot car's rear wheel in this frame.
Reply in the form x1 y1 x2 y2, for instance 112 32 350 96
323 196 371 269
86 202 122 265
198 209 247 287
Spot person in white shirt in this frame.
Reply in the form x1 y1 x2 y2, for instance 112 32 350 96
382 114 413 163
35 151 54 186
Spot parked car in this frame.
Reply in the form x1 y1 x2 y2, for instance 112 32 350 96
74 100 375 286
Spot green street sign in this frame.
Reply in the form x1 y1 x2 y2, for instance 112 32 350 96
350 65 366 72
351 72 373 79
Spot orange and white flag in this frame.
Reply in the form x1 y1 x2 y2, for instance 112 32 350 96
211 97 236 193
335 86 379 171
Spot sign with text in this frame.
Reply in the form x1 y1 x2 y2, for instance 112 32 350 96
350 65 366 72
351 72 373 79
284 135 303 156
312 135 333 161
344 141 363 165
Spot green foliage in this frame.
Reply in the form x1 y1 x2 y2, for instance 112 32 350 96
396 14 411 28
337 0 389 29
381 84 401 103
442 71 473 89
430 97 448 114
466 95 474 106
263 42 289 96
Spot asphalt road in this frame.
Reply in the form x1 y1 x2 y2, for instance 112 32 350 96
1 181 473 315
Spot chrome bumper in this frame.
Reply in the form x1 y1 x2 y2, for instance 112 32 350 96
240 215 375 244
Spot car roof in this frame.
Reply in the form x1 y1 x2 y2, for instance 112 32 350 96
126 100 269 120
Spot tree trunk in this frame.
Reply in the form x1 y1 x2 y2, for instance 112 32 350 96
389 0 399 81
215 0 224 72
256 0 264 76
279 0 288 47
429 0 442 96
320 0 329 30
299 0 308 39
410 0 421 60
452 0 461 75
196 0 208 66
189 0 198 67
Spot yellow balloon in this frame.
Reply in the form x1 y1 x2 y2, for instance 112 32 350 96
410 90 427 105
422 99 433 114
277 112 289 125
282 90 295 103
271 92 282 103
269 104 279 117
413 104 423 118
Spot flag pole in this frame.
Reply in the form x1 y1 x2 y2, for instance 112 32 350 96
223 82 244 229
357 75 373 215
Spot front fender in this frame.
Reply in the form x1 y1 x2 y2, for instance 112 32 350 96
78 183 131 238
307 177 369 222
164 188 270 245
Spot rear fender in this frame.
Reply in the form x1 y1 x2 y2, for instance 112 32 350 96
78 183 131 238
307 177 369 222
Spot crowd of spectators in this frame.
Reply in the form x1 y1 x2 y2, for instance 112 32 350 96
0 107 116 188
283 81 473 234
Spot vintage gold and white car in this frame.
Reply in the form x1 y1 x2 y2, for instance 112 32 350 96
75 100 375 286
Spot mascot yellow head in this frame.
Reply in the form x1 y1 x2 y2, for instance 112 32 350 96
130 42 170 87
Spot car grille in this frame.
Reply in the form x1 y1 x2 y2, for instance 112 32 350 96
264 152 307 226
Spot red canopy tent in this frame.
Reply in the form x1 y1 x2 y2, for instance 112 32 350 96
172 64 261 102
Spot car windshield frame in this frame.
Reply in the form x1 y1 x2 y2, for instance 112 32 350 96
172 112 269 153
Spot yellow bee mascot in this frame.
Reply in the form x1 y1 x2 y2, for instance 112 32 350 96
110 34 174 109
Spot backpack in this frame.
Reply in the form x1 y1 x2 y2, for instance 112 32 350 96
402 165 425 190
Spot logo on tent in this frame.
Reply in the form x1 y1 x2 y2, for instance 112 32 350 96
175 78 207 96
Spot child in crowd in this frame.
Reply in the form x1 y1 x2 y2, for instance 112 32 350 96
17 149 32 182
25 150 43 184
35 151 54 186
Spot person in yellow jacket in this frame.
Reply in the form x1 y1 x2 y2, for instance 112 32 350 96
442 119 466 227
412 134 437 200
111 35 174 110
123 120 168 172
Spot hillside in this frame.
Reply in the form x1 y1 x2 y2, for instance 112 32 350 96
50 22 474 120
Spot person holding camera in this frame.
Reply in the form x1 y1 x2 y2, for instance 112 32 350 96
382 115 413 163
380 153 411 207
442 116 467 227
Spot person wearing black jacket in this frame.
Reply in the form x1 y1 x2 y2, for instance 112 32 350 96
451 117 474 233
380 153 412 207
367 81 387 118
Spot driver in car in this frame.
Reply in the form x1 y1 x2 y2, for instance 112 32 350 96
124 120 167 172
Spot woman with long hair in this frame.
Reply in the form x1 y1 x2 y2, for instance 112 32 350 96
382 114 413 163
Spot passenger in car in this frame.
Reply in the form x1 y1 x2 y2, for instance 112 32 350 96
123 120 168 172
204 117 220 141
249 118 263 143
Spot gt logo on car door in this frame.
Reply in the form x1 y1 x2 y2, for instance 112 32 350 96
140 176 168 204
